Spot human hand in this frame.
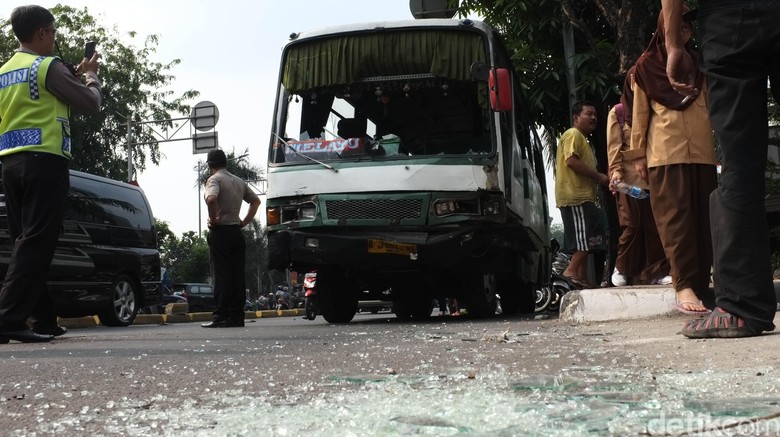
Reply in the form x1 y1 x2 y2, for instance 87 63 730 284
634 157 649 182
207 214 221 228
597 173 611 188
609 174 622 195
666 47 697 96
75 51 100 76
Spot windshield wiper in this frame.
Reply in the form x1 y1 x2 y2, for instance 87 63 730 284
272 133 338 173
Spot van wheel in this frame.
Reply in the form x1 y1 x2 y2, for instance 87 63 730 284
101 274 139 327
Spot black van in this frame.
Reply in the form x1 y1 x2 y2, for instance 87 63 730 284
0 170 162 326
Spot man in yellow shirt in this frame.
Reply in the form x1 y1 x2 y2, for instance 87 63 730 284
555 101 611 288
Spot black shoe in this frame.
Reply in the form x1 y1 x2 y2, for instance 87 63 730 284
32 324 68 337
227 320 245 327
0 329 54 343
201 320 230 328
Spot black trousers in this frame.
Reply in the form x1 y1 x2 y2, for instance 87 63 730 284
699 0 780 331
207 225 246 322
0 152 69 332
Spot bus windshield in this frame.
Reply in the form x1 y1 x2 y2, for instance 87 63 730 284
269 29 495 164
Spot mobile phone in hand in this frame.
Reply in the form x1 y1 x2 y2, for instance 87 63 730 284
84 41 96 59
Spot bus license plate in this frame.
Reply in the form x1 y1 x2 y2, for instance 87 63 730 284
367 239 417 256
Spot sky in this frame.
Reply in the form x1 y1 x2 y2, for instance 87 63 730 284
19 0 560 235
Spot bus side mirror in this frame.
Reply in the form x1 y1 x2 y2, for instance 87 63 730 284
489 68 512 112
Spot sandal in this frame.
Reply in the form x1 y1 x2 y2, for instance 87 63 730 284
681 307 762 339
562 276 597 289
672 301 711 315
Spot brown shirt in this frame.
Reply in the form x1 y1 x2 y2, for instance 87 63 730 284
607 106 648 190
624 77 716 168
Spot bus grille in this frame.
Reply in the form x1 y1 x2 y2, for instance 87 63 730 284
324 199 423 220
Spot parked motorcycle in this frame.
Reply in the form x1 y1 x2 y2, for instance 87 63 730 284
535 239 574 313
302 271 318 320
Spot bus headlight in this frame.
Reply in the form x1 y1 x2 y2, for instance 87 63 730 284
299 204 317 220
434 200 458 216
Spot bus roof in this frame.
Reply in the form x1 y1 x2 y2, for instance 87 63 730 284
285 18 494 46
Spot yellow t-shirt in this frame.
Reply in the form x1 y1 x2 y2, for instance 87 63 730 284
555 127 599 207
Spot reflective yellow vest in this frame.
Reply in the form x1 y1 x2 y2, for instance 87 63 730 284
0 52 71 159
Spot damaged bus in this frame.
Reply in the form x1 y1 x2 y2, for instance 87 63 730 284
266 17 551 323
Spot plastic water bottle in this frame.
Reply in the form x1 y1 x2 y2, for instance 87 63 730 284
614 181 649 199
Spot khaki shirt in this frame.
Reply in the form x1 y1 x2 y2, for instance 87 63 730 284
555 127 599 207
623 77 716 167
204 169 259 225
606 106 648 190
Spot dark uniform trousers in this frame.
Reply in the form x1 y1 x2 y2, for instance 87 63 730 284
0 152 69 331
699 0 780 331
208 225 246 323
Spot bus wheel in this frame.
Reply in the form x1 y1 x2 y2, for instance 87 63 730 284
461 271 497 318
318 269 358 324
393 297 433 320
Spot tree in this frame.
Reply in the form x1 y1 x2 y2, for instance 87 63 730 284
162 230 210 284
456 0 660 145
0 4 199 180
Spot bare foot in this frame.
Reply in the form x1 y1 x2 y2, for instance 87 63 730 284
676 288 707 312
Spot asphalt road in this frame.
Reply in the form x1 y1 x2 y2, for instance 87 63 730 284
2 311 780 436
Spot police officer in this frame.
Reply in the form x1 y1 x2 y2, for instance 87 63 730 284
201 149 260 328
0 5 101 343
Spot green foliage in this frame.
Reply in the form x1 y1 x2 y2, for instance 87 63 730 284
243 221 269 299
195 148 265 187
0 4 199 180
160 230 210 284
456 0 660 167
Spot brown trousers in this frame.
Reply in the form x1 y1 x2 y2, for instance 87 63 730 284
614 192 669 281
648 164 717 294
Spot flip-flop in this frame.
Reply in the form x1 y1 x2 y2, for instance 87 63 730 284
562 275 597 289
673 301 711 315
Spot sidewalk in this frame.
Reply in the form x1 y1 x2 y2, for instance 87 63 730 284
560 281 780 323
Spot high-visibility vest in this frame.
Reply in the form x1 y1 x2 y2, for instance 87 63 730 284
0 52 71 159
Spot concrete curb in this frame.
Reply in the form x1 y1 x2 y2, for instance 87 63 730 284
58 316 100 328
560 286 678 323
134 314 166 325
59 308 305 329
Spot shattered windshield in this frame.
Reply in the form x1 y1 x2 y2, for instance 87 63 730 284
269 29 494 165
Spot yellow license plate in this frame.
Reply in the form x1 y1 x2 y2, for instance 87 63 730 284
367 239 417 256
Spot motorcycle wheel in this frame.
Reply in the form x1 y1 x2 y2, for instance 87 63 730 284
534 286 554 313
547 282 571 312
304 296 316 320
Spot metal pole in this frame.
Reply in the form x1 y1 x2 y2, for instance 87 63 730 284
126 112 134 181
197 161 202 237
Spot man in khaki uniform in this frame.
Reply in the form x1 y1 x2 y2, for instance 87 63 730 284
201 149 260 328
